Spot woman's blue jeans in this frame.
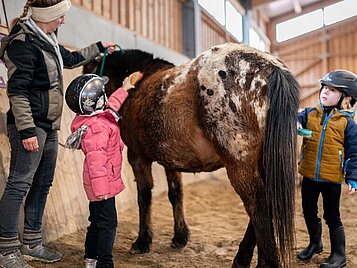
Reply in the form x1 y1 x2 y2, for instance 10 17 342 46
0 124 58 240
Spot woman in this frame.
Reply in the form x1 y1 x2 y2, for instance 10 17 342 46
0 0 116 267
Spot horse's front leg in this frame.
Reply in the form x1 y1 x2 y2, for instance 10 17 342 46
128 152 154 254
165 168 190 248
232 220 256 268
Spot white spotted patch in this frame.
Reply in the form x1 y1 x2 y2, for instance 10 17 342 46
236 60 250 88
253 101 267 129
251 75 267 129
161 60 195 95
161 73 171 91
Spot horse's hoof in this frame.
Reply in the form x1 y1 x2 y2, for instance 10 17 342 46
232 257 250 268
231 263 249 268
171 235 189 248
171 226 190 248
130 239 151 254
170 239 186 249
129 246 150 254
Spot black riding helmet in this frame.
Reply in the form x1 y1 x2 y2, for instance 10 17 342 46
320 69 357 100
65 74 107 115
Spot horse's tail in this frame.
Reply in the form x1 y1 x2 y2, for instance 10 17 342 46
263 66 299 267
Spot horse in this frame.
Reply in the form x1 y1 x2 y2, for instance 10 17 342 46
83 42 300 268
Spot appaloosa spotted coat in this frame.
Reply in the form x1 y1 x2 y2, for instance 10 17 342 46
84 42 300 268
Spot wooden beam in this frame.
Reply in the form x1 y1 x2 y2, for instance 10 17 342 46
269 0 340 24
251 0 275 8
295 58 321 78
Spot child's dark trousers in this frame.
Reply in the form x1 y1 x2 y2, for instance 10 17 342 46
85 197 117 268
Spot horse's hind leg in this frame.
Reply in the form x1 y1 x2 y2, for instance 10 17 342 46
228 169 279 268
165 169 190 248
128 152 154 254
248 187 279 268
232 220 256 268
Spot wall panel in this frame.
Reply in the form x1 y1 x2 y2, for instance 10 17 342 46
72 0 184 53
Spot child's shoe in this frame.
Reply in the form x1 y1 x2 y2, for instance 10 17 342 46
84 258 97 268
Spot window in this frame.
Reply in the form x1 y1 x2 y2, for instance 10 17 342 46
276 10 323 42
198 0 243 42
249 28 266 52
324 0 357 26
276 0 357 42
198 0 225 25
226 1 243 42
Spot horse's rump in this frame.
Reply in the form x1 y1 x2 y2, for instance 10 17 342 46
195 44 280 162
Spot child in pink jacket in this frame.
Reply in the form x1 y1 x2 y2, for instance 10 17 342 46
65 72 142 268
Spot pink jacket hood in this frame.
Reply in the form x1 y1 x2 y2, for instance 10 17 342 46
70 88 128 201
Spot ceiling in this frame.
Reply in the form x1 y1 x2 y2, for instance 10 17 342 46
252 0 341 19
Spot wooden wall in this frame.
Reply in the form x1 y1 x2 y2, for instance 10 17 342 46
200 11 233 52
71 0 184 53
70 0 240 55
270 16 357 109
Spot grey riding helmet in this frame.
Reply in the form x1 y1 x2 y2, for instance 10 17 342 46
65 74 107 115
320 69 357 100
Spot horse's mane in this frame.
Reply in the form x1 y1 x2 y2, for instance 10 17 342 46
85 49 176 96
106 49 175 75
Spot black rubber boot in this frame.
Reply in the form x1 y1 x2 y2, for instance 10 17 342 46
320 226 346 268
298 221 323 261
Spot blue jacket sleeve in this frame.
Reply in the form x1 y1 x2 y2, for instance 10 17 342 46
344 117 357 180
297 108 311 127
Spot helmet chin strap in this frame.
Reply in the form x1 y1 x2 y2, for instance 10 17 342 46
94 94 107 112
336 92 346 109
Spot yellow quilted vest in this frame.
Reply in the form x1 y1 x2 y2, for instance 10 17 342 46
299 106 349 183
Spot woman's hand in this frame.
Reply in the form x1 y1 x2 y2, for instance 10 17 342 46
101 41 116 54
22 136 39 152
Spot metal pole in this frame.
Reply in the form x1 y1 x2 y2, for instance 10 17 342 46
241 0 251 45
193 0 201 56
1 0 10 30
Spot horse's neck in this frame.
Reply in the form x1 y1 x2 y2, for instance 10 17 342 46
144 62 173 75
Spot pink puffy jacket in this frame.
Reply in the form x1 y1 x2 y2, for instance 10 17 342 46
70 88 128 201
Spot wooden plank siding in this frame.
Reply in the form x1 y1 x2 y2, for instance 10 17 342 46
71 0 242 54
72 0 184 53
200 11 237 53
270 16 357 109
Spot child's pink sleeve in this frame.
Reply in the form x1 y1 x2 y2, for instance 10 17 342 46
106 87 129 111
70 115 79 132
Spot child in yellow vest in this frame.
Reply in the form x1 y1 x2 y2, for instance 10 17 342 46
297 70 357 268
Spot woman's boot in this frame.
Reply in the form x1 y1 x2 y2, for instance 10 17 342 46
320 226 346 268
298 221 323 261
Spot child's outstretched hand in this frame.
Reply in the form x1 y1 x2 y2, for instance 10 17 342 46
122 71 143 90
346 179 357 195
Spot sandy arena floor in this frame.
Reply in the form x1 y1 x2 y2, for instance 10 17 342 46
31 173 357 268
